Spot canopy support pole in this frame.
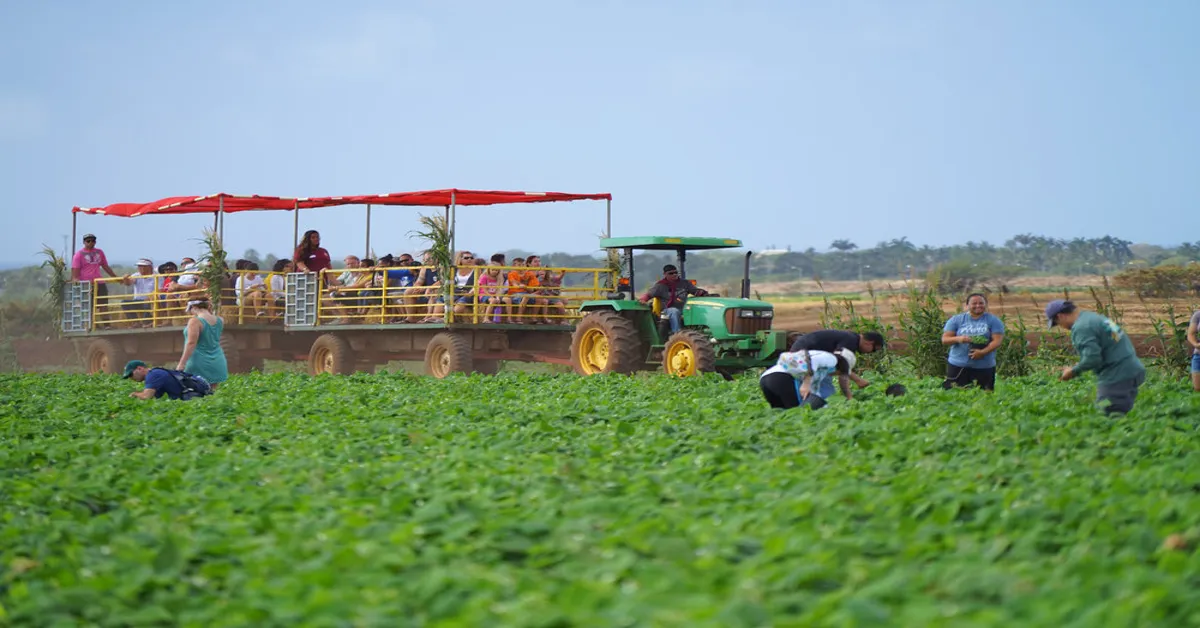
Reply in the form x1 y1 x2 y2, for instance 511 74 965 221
605 198 611 237
365 204 372 258
70 213 77 258
212 212 219 235
292 200 299 263
218 196 225 250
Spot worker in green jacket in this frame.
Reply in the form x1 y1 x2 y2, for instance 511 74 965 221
1045 299 1146 415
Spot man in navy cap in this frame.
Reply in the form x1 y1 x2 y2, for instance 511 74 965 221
1045 299 1146 415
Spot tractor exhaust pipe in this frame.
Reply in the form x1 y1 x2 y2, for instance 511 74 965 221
741 251 753 299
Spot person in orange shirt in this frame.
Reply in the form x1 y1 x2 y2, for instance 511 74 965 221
506 257 544 324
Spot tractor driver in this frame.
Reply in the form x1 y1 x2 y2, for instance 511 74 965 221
637 264 709 334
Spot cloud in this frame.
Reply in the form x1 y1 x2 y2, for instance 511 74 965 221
0 92 48 141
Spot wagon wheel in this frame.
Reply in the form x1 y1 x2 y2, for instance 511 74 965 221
662 329 716 377
86 339 126 375
425 332 473 378
308 334 354 375
570 310 643 375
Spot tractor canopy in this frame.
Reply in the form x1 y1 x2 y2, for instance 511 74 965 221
599 236 742 251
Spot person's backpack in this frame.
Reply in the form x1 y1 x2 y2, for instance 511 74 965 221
153 368 213 400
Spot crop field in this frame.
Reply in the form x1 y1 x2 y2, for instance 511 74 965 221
3 370 1200 626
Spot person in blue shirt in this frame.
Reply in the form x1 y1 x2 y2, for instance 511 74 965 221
940 293 1005 391
121 360 211 401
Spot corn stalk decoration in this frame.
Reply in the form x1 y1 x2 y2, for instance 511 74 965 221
408 214 454 312
39 244 67 335
196 229 228 306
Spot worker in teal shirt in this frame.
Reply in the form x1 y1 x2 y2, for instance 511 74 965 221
1045 299 1146 415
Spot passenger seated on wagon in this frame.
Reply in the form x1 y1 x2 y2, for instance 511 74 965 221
529 256 567 324
449 251 480 319
163 259 206 324
263 259 291 319
235 262 269 317
506 257 544 324
477 264 509 323
328 255 365 320
119 258 157 327
412 251 444 323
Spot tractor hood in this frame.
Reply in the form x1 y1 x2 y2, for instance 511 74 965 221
685 297 772 310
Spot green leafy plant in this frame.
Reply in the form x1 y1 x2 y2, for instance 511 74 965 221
895 272 949 377
38 244 67 334
1143 300 1193 380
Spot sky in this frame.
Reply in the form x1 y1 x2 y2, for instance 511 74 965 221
1 0 1197 268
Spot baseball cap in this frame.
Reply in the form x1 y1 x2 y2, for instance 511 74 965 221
136 258 152 267
1044 299 1068 328
122 359 147 378
82 233 96 241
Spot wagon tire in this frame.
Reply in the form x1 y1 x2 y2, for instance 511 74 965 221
308 334 354 376
86 339 126 375
425 332 473 378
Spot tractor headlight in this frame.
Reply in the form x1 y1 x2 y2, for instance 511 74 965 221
739 309 756 318
760 310 773 318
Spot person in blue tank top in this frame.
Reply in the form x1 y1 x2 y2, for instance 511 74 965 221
176 297 229 390
940 293 1005 391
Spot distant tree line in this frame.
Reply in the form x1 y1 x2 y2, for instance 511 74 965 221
3 235 1200 304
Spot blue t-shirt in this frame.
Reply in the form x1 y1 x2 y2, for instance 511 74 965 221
386 269 415 288
944 312 1005 369
145 368 185 400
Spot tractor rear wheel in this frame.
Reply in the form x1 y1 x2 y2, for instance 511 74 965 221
308 334 354 375
571 310 643 375
86 339 126 375
663 330 716 377
425 332 473 378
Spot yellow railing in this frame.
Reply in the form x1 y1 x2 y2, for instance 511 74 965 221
315 265 613 325
82 265 613 330
87 269 286 330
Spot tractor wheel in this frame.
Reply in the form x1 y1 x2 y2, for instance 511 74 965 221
220 335 241 374
86 339 126 375
570 310 643 375
425 332 473 378
308 334 354 375
473 359 502 375
662 330 716 377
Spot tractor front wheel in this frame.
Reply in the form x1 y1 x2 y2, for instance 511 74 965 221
663 330 716 377
571 311 642 375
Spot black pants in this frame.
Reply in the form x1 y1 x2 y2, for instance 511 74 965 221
760 372 802 409
943 364 996 391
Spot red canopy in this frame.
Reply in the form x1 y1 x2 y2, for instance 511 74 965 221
72 189 612 217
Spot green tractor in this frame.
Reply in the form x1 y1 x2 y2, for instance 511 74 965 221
570 236 790 377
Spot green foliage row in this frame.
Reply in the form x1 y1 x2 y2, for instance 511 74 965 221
3 371 1200 625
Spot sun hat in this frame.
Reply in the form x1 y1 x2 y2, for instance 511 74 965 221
136 258 152 267
122 359 147 378
1044 299 1068 328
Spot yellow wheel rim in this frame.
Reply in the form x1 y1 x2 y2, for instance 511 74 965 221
579 327 610 374
313 346 333 374
430 345 451 378
95 353 108 374
666 342 696 377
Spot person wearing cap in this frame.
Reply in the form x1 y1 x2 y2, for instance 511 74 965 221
124 360 212 400
637 264 710 334
788 329 884 399
1046 299 1146 415
116 258 157 326
759 348 857 410
176 298 228 390
71 234 117 297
